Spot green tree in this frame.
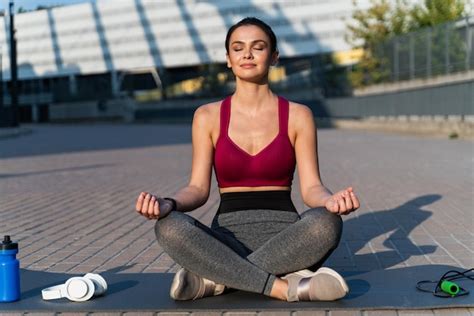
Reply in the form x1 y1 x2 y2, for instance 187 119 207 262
346 0 411 86
410 0 466 29
346 0 468 87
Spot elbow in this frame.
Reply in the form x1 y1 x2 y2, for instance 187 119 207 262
192 185 210 207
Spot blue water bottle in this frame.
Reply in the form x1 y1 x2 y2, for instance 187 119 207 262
0 235 20 302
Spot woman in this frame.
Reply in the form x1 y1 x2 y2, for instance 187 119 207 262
135 17 360 302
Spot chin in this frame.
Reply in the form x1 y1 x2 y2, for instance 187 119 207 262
235 71 269 83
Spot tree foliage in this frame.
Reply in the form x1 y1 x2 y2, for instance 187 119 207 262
346 0 468 87
410 0 467 28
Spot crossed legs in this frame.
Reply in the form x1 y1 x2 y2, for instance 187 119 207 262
154 207 342 298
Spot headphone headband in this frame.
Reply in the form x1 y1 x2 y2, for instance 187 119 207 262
41 273 107 302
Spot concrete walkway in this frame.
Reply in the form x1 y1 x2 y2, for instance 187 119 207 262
0 123 473 315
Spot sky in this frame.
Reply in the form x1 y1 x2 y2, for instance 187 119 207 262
0 0 91 12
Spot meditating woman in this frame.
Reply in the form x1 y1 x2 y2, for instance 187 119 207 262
135 17 360 302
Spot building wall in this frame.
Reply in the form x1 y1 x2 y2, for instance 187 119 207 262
1 0 371 80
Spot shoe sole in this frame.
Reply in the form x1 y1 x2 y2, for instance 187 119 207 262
290 267 349 295
170 268 186 300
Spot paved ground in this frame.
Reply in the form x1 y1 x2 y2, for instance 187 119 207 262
0 123 473 315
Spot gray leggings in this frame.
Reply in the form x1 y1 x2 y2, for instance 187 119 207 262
154 207 342 296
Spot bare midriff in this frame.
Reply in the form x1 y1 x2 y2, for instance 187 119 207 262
219 186 291 194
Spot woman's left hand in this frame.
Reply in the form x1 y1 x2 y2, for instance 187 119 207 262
325 187 360 215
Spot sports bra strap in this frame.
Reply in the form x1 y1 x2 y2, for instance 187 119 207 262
220 96 231 137
278 96 289 136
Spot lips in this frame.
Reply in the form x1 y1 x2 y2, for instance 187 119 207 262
240 64 256 68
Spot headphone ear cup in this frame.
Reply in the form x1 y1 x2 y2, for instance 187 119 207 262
64 277 95 302
84 273 108 296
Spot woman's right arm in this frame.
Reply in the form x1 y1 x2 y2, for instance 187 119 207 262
172 104 215 212
135 104 216 219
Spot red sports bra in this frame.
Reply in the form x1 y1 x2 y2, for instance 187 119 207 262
213 95 296 188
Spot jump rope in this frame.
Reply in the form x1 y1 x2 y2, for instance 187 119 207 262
416 268 474 297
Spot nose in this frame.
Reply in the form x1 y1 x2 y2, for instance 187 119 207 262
243 49 253 59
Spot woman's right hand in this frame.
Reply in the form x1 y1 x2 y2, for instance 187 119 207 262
135 192 174 220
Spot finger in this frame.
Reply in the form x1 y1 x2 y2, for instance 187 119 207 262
337 197 346 214
328 198 338 213
148 195 156 216
343 191 353 210
152 200 159 217
350 191 360 209
142 193 151 215
136 192 146 212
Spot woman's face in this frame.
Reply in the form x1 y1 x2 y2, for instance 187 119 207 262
226 25 278 83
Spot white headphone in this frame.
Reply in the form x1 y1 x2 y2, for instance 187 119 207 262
41 273 107 302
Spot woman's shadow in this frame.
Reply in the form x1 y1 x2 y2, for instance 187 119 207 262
335 194 440 272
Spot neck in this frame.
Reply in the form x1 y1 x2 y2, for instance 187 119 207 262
233 79 275 113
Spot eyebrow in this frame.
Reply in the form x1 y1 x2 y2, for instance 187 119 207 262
231 40 267 45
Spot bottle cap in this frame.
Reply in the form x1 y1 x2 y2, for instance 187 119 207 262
0 235 18 250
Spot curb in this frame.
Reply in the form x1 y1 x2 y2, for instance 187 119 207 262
0 127 33 140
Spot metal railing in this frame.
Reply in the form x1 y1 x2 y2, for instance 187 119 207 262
374 16 473 83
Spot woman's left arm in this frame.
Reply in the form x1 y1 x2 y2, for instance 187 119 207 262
293 103 360 215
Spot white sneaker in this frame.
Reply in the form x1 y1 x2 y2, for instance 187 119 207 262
282 267 349 302
170 268 226 300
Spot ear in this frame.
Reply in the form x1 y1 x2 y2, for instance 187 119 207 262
226 53 232 68
271 50 279 66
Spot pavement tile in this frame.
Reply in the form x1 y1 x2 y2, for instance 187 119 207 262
331 311 363 316
397 311 435 315
292 312 326 316
142 267 170 273
428 256 461 265
45 263 78 272
67 264 102 274
433 308 473 315
364 311 398 316
456 257 474 268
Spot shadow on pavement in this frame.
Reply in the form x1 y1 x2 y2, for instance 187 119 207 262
0 124 193 159
340 194 440 269
0 164 115 179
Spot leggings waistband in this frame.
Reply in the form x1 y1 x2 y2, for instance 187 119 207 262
217 190 297 214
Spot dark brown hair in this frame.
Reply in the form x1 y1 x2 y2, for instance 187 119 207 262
225 17 278 54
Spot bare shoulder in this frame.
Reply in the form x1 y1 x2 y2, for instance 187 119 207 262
193 101 221 127
288 101 315 130
194 101 220 117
